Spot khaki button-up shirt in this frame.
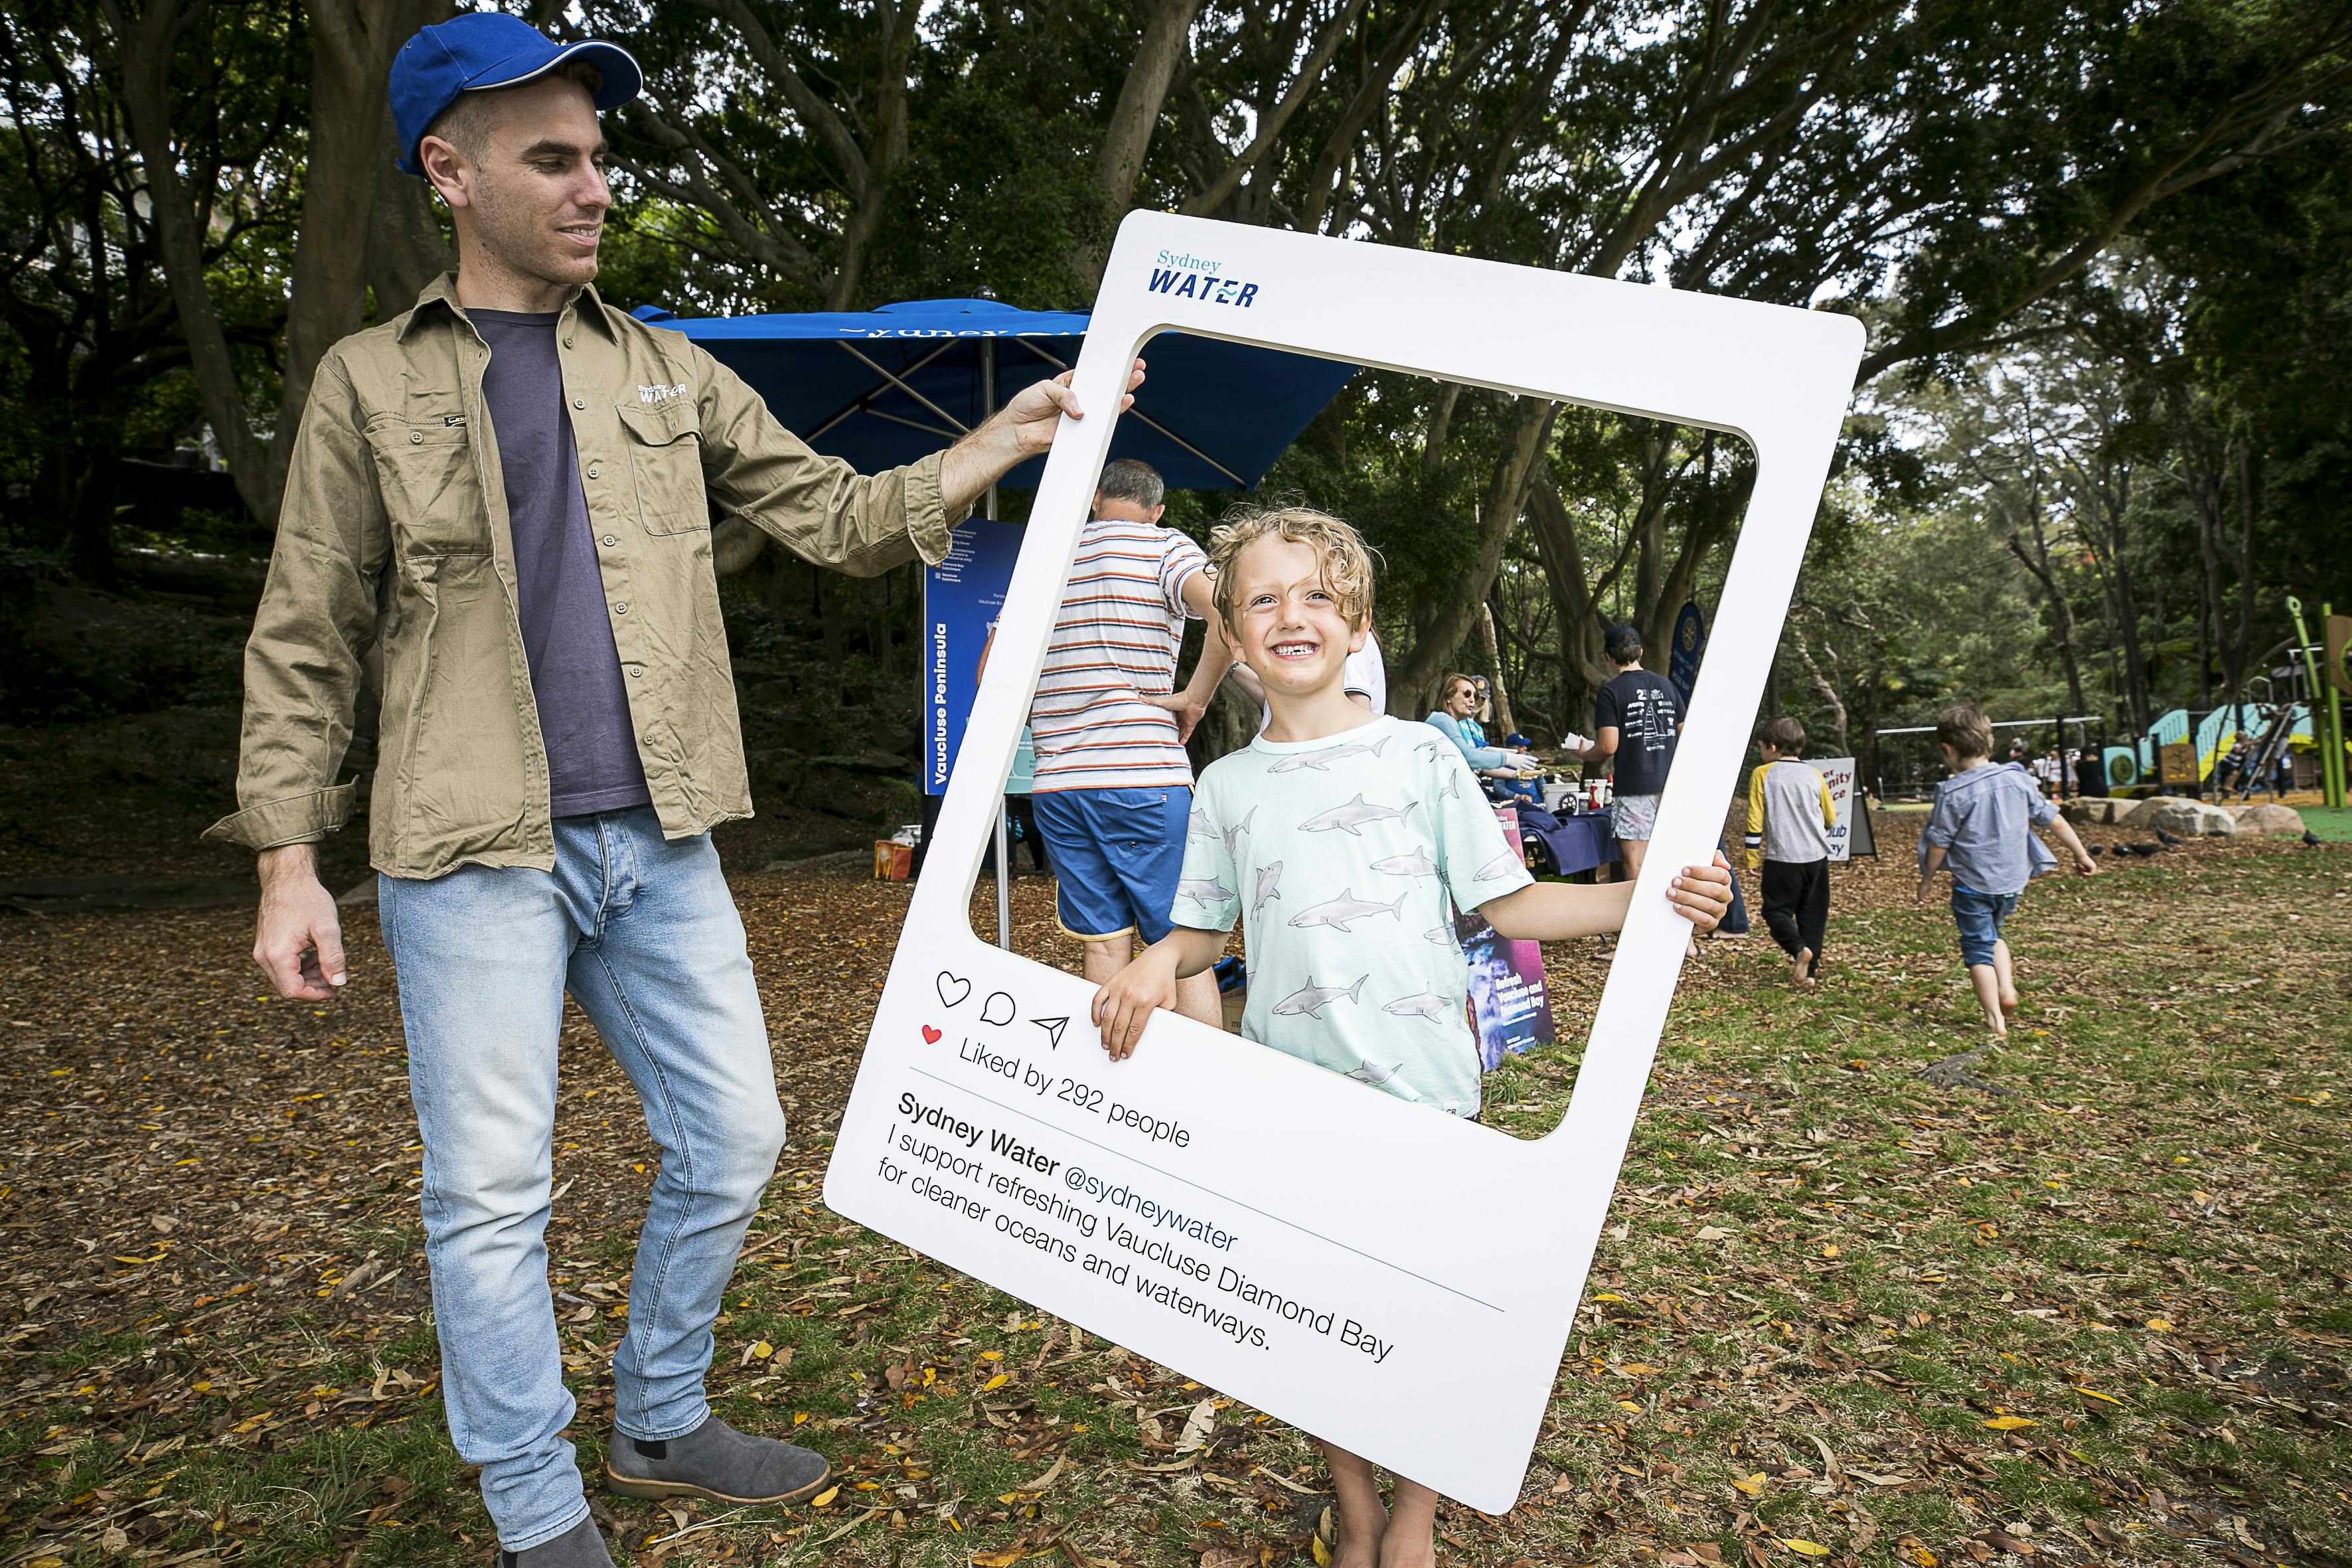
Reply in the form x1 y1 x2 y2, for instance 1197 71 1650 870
204 274 966 879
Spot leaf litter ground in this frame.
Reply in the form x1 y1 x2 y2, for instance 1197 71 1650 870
1 813 2346 1568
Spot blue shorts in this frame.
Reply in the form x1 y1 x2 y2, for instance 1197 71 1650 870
1950 886 2019 968
1028 786 1192 944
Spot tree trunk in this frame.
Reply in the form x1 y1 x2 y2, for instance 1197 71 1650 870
1787 620 1848 753
1101 0 1199 194
1999 491 2089 720
365 150 453 319
362 1 456 320
1478 599 1516 736
105 0 276 522
824 0 921 309
1859 633 1887 788
1522 467 1610 732
1390 396 1554 714
1077 0 1205 285
67 437 124 589
270 0 428 511
110 0 445 527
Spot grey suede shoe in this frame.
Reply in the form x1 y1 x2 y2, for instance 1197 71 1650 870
497 1515 612 1568
605 1415 832 1505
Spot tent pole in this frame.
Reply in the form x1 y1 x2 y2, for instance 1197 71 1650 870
984 338 1011 951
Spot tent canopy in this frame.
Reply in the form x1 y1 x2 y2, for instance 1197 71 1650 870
633 297 1356 491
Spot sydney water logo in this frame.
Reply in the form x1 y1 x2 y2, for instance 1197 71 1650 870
1144 250 1259 309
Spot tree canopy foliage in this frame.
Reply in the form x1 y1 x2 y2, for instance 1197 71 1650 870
4 0 2347 757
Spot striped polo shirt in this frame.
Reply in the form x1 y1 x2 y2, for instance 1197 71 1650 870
1028 516 1208 793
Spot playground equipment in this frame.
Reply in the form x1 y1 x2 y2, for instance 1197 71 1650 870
2288 596 2348 809
2229 702 2304 803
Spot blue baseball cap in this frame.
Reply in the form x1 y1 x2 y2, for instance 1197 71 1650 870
390 12 643 177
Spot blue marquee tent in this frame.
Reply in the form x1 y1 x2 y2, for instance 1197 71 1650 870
631 296 1356 491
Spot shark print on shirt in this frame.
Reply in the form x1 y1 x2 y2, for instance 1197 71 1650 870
1168 716 1531 1118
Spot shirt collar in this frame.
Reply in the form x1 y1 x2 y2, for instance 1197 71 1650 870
400 273 615 341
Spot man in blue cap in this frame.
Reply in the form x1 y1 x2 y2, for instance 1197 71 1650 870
206 14 1140 1564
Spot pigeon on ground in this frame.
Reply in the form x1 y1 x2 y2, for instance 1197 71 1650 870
2087 844 2106 856
2154 826 2184 848
2306 829 2324 848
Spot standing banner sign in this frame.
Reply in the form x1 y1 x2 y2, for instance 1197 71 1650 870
1819 757 1856 862
923 520 1026 794
1666 600 1706 704
1816 756 1874 861
824 210 1863 1512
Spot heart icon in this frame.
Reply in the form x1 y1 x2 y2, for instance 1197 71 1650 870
936 971 972 1008
921 1025 943 1044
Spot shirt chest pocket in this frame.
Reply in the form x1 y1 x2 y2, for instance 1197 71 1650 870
366 414 487 552
616 402 708 536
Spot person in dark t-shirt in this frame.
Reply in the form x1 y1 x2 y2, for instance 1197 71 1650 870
1577 623 1683 882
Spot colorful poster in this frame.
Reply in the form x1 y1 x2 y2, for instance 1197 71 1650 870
1454 807 1557 1070
922 519 1026 795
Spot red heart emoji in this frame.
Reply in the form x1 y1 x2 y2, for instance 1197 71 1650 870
921 1025 943 1044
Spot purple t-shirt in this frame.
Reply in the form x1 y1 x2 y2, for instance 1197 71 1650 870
472 310 651 817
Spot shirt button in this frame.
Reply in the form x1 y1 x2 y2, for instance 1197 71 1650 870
613 602 629 615
601 534 617 548
564 337 575 349
572 397 586 410
627 666 643 678
587 465 601 480
409 431 424 444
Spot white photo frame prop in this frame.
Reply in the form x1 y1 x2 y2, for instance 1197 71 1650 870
823 212 1861 1512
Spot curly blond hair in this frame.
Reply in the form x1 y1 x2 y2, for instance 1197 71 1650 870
1206 505 1377 633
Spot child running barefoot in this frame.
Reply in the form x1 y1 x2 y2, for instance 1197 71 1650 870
1745 715 1837 988
1091 506 1731 1568
1916 703 2097 1038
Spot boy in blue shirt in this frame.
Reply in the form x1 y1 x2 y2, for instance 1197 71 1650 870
1917 703 2098 1038
1093 505 1731 1568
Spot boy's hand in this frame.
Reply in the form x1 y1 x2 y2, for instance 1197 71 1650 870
1668 853 1734 933
1092 946 1180 1061
2073 849 2099 876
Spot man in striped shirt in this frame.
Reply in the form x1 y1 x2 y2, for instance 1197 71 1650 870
1028 459 1231 1025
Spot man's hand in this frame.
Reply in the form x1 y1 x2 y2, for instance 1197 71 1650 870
254 844 347 1001
1140 690 1210 743
1001 360 1145 456
1091 943 1180 1061
940 358 1146 513
1915 878 1934 902
1668 853 1734 933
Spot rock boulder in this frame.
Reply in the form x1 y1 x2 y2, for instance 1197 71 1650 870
2124 797 2238 837
2234 803 2308 836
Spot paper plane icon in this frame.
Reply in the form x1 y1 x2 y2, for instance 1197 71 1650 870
1033 1016 1069 1050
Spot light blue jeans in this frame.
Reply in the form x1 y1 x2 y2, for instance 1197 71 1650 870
378 808 784 1551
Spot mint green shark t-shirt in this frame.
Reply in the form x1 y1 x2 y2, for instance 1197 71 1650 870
1169 715 1533 1117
